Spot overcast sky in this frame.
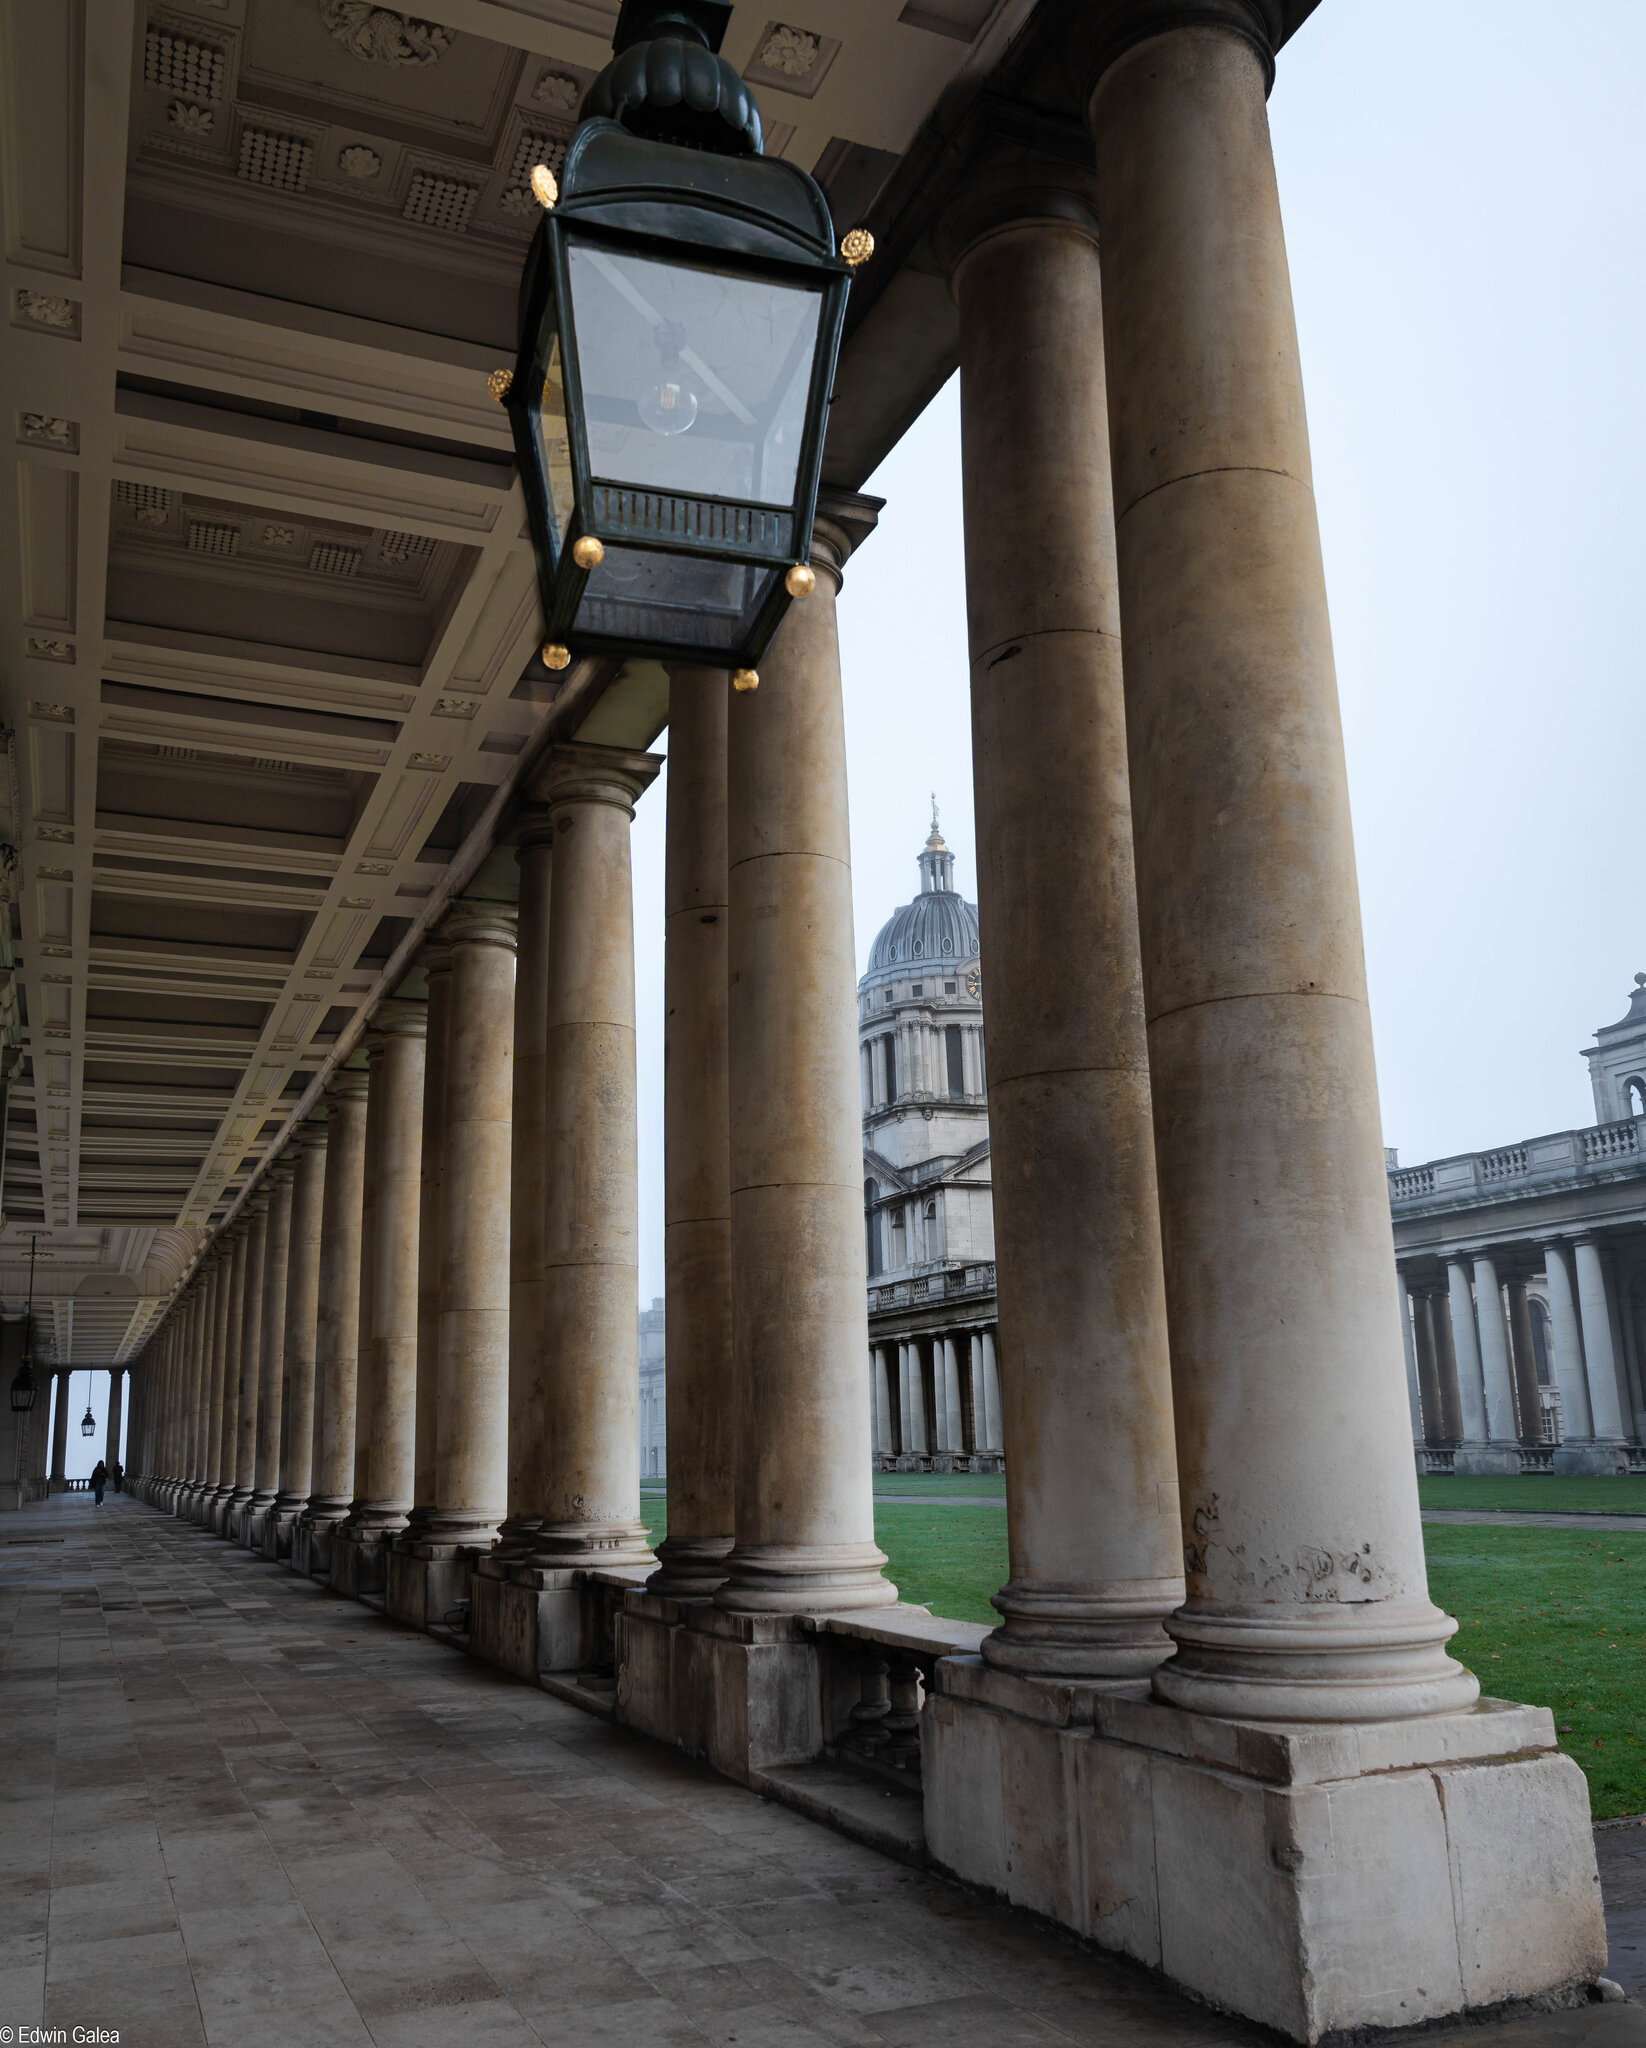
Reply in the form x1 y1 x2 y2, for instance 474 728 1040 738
620 0 1646 1310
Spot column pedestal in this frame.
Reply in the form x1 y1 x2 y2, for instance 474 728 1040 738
471 1557 653 1683
384 1545 475 1634
923 1662 1603 2041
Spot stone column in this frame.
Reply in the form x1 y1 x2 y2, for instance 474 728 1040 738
422 903 516 1553
1542 1243 1594 1442
1410 1288 1444 1447
498 835 552 1557
1446 1258 1490 1445
1090 24 1471 1718
212 1229 248 1525
104 1367 124 1478
352 1003 427 1535
1505 1279 1542 1443
403 945 453 1542
944 179 1183 1673
941 1337 964 1454
1574 1238 1629 1442
229 1192 270 1525
305 1070 370 1555
1473 1254 1520 1445
249 1161 294 1541
202 1244 233 1513
527 747 655 1570
1396 1276 1424 1444
1430 1285 1464 1442
873 1348 894 1458
48 1368 70 1490
274 1118 327 1539
981 1328 1002 1453
718 498 893 1614
653 667 735 1595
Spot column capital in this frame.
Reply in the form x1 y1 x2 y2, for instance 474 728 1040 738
932 151 1099 281
1076 0 1295 104
418 938 454 979
524 742 661 819
295 1110 330 1152
440 899 518 953
324 1066 371 1105
365 996 428 1045
810 488 882 591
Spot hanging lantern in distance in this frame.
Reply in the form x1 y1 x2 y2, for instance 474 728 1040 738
499 0 864 674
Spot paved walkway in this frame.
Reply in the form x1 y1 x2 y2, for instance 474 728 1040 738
1421 1511 1646 1531
2 1494 1640 2048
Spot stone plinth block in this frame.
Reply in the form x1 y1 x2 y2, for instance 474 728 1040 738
291 1518 337 1580
329 1527 389 1599
1553 1446 1633 1477
1453 1447 1524 1478
470 1560 653 1682
263 1508 297 1561
923 1660 1605 2043
617 1598 824 1784
384 1546 477 1634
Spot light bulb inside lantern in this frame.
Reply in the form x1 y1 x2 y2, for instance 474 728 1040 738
640 321 699 437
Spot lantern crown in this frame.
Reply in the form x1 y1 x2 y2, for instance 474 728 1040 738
583 0 761 159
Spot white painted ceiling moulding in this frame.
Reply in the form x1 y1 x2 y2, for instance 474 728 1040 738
1 0 85 279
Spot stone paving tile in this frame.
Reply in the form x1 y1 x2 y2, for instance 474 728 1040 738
4 1492 1639 2048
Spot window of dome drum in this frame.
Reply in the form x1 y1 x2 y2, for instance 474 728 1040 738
496 0 868 677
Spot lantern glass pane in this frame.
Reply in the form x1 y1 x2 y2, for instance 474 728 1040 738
566 243 822 507
573 546 779 653
528 328 576 553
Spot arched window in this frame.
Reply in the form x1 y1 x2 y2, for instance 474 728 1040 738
864 1179 881 1278
923 1197 941 1263
1627 1077 1646 1118
891 1206 907 1267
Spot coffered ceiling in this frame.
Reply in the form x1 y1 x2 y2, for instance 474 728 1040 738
0 0 1319 1366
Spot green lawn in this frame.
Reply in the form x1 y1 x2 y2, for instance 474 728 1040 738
873 1473 1007 1497
643 1488 1646 1818
1419 1475 1646 1515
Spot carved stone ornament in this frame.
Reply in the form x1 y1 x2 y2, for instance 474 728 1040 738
36 826 72 843
320 2 453 66
499 187 536 217
25 640 74 665
407 751 449 770
28 702 74 721
337 144 382 180
356 859 392 875
167 101 214 134
760 24 819 75
261 523 298 547
532 71 580 111
15 290 77 330
433 695 478 717
19 414 75 448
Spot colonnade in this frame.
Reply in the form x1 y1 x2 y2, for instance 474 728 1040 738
118 9 1602 2031
870 1329 1001 1466
1402 1237 1640 1470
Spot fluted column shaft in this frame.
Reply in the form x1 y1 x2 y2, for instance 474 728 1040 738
1446 1259 1489 1444
1090 24 1471 1718
717 505 894 1615
308 1072 370 1521
276 1119 328 1512
252 1164 294 1514
949 194 1182 1676
528 748 655 1568
652 668 735 1595
354 1003 427 1528
426 904 516 1546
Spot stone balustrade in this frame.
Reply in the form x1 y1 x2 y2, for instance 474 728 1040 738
1390 1117 1646 1208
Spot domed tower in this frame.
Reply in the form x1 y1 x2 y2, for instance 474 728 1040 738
859 807 1000 1472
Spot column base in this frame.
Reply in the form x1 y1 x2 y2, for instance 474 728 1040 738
527 1520 656 1572
713 1541 898 1615
646 1534 733 1601
982 1578 1180 1681
469 1558 652 1683
1553 1443 1633 1476
923 1658 1604 2044
265 1499 302 1561
224 1488 254 1540
245 1491 277 1550
1453 1443 1524 1477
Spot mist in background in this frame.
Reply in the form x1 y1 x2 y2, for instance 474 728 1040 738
633 0 1646 1302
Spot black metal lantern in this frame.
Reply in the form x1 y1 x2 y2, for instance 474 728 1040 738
80 1373 95 1438
498 0 866 685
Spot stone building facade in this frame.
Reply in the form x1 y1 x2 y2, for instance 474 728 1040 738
639 1297 666 1480
1392 974 1646 1474
859 817 1001 1470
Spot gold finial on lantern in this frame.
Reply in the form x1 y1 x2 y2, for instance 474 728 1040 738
839 228 874 268
541 642 570 670
487 368 513 403
531 164 559 209
731 668 759 693
571 536 604 569
784 563 815 597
